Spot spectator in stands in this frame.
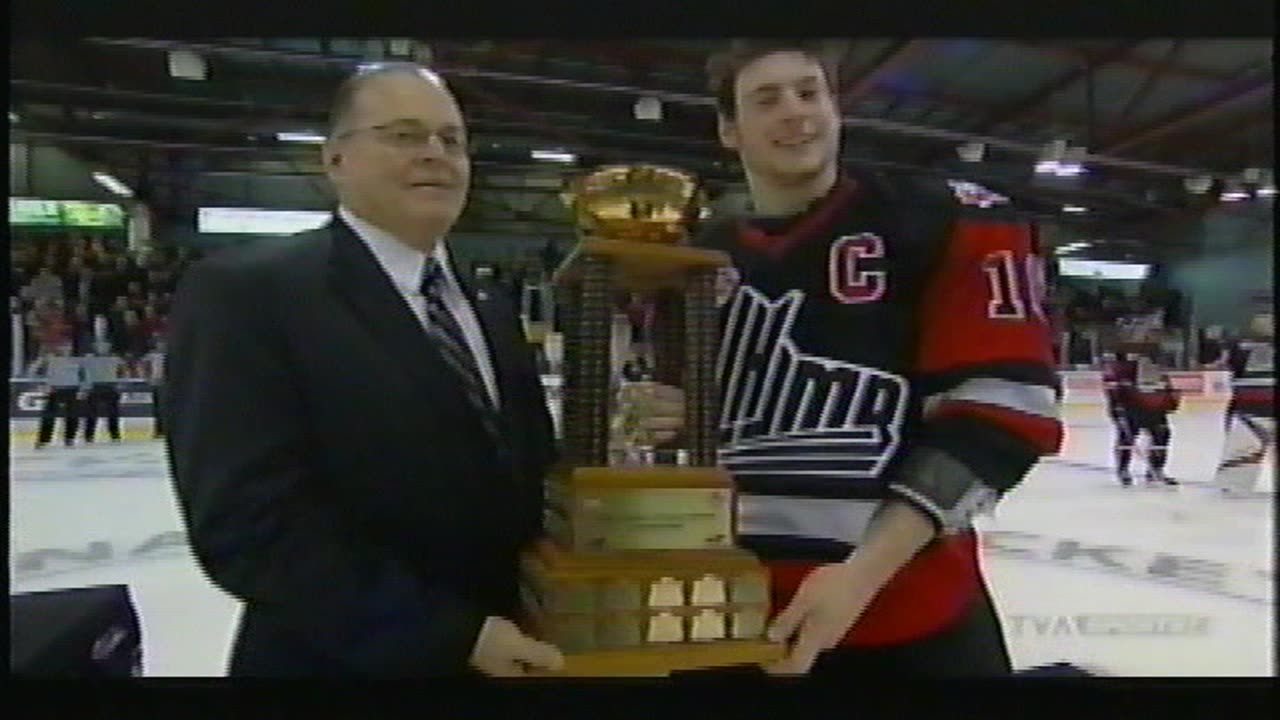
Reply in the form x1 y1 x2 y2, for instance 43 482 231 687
22 264 64 310
32 300 72 359
88 262 116 314
1099 292 1125 323
105 296 132 355
147 262 177 298
121 308 149 361
68 303 98 356
125 280 148 313
89 237 110 266
140 303 168 351
62 256 95 310
101 255 141 304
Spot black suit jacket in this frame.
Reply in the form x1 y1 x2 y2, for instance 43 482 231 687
163 219 557 676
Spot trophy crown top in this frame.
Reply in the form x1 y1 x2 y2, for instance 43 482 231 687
561 164 708 245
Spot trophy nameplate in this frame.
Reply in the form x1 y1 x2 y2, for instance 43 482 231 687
522 164 783 676
547 469 734 552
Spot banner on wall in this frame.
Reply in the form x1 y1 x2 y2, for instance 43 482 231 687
197 207 330 235
9 379 154 419
9 198 126 228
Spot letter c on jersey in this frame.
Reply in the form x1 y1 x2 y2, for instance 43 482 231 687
829 233 887 304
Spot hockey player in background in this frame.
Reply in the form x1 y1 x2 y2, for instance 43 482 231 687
1107 351 1180 486
1102 351 1139 485
628 40 1063 677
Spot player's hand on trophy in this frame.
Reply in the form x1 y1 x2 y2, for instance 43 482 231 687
614 381 685 447
764 560 878 676
469 616 565 677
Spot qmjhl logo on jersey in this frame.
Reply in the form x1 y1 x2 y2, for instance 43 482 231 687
717 285 908 482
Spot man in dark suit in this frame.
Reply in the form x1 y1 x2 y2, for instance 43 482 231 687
164 62 564 677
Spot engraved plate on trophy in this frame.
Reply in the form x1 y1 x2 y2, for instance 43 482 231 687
600 579 642 612
690 574 726 607
574 487 733 552
647 576 685 608
597 613 643 649
690 609 728 642
731 609 766 640
646 611 685 643
730 573 769 604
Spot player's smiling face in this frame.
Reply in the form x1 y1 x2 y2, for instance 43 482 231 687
718 51 841 183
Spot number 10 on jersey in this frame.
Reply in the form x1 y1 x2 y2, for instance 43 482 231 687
983 250 1047 322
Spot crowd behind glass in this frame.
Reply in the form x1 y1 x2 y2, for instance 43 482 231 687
6 230 1258 377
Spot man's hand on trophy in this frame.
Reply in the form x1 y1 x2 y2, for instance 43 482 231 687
469 616 565 677
615 381 685 446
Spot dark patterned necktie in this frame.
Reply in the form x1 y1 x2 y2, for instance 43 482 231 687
419 259 502 437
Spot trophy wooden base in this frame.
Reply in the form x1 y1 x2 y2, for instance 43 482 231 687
520 539 779 676
528 639 784 677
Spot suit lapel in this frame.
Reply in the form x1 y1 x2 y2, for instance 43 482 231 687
325 220 488 431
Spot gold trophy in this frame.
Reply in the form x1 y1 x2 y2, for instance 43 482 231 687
520 165 782 676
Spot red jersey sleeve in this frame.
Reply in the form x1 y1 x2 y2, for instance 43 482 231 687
915 217 1064 460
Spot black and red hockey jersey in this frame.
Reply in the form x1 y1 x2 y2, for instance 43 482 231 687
694 169 1062 647
1104 358 1180 416
1129 374 1181 415
1102 357 1138 415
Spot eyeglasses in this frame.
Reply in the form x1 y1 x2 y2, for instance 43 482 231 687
336 121 469 155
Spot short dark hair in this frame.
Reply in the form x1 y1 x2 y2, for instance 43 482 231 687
327 61 441 139
705 39 839 119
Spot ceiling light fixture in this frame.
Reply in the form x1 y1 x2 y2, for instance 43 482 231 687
167 49 207 81
957 141 985 162
1053 146 1087 177
1035 139 1068 175
531 149 576 164
1054 241 1092 254
1184 175 1213 195
276 131 326 144
1062 205 1089 213
634 96 663 122
1219 180 1248 202
92 172 134 198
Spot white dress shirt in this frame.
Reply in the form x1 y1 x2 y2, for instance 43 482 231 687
338 206 501 409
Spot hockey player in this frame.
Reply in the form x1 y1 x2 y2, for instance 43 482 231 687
1102 351 1140 485
643 41 1063 676
1122 354 1181 486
